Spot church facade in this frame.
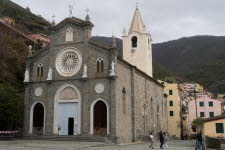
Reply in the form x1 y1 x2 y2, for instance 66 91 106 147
23 8 167 143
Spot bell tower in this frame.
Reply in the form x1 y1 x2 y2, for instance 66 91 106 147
122 7 153 77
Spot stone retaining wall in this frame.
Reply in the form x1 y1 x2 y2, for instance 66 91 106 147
206 136 225 150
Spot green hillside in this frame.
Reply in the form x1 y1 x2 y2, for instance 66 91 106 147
153 36 225 94
0 0 50 34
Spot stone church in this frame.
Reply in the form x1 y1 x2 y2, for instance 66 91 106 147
23 7 167 143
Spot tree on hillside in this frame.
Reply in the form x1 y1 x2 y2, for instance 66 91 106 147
0 29 27 90
0 83 24 130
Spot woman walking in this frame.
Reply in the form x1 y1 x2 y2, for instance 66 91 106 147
149 132 154 149
163 132 168 148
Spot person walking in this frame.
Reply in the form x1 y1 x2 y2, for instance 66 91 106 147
149 132 154 149
159 131 164 149
163 132 168 148
196 131 205 150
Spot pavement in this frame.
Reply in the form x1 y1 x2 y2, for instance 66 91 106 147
0 140 198 150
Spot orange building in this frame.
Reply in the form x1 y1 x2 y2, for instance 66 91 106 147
29 33 50 46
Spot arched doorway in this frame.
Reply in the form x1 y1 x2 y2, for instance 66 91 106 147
94 101 107 135
53 84 81 135
90 99 109 136
32 103 44 135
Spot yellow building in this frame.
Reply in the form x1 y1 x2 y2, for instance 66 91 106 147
159 81 181 138
0 17 15 26
218 94 225 100
195 83 204 92
203 115 225 138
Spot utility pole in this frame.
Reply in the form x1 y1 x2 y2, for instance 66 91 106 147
194 85 198 149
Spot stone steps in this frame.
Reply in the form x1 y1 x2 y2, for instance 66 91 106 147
22 135 109 142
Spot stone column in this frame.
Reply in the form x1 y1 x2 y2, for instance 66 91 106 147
131 66 136 142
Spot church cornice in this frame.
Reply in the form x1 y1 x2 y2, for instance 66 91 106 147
53 41 84 47
88 39 113 56
89 39 111 49
26 76 114 84
27 45 50 63
50 17 94 31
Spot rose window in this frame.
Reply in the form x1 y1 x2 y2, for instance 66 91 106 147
61 51 79 72
56 48 82 77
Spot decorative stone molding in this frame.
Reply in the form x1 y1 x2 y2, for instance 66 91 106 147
95 83 105 94
35 87 43 97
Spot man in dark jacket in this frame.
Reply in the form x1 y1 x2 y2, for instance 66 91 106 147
159 131 164 149
196 130 204 150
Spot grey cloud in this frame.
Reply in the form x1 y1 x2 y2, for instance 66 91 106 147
11 0 225 42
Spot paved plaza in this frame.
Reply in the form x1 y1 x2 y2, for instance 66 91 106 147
0 140 198 150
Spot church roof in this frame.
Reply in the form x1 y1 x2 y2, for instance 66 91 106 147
129 8 146 34
51 17 94 30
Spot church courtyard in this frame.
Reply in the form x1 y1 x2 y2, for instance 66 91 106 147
0 140 197 150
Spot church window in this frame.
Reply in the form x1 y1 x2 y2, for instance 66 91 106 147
170 111 174 116
131 36 137 48
37 66 40 78
37 64 44 79
96 58 104 73
66 27 73 42
122 88 126 114
40 65 44 77
55 48 82 77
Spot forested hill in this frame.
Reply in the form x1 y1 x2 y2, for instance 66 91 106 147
153 35 225 94
0 0 50 34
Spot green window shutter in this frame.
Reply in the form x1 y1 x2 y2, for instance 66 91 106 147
169 101 173 106
216 123 224 133
200 112 205 117
209 101 213 107
199 102 204 107
209 112 214 118
170 111 174 116
169 90 173 95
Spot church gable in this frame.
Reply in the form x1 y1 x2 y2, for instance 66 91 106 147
50 17 94 45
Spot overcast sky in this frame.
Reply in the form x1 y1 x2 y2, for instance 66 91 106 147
11 0 225 43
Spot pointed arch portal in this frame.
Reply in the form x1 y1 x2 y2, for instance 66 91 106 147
53 84 81 135
90 99 109 135
29 102 45 135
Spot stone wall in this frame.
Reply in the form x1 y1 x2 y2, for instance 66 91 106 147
115 59 167 143
205 136 225 150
